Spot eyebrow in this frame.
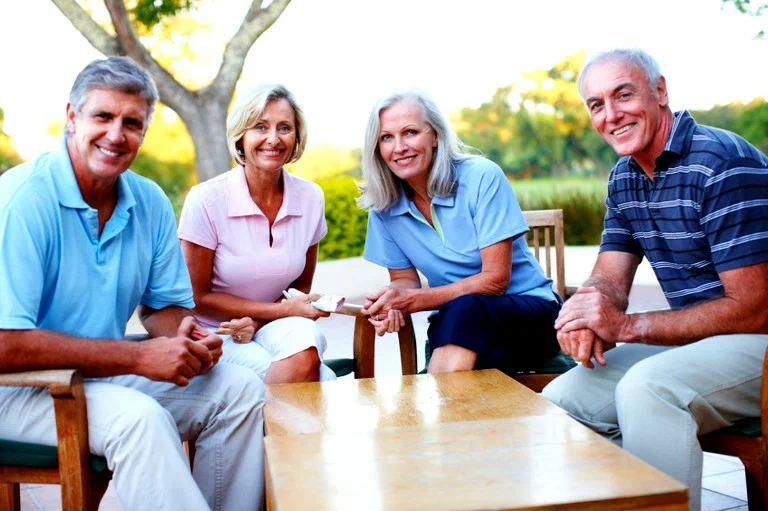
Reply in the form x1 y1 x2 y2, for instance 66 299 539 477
586 82 634 104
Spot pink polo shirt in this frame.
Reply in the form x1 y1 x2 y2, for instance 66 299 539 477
178 167 327 328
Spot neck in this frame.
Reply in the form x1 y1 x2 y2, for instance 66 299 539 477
635 108 675 178
66 137 118 211
244 164 283 204
406 173 430 203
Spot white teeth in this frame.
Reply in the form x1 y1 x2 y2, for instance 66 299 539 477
612 124 634 136
397 156 416 164
98 147 119 157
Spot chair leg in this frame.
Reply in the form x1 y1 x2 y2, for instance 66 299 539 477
353 316 375 379
743 457 766 511
0 482 20 511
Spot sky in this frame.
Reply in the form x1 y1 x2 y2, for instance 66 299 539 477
0 0 766 159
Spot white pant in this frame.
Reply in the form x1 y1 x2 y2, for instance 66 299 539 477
220 316 337 381
542 334 768 511
0 362 266 511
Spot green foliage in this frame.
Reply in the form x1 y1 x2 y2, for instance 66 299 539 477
130 152 195 216
735 100 768 154
722 0 766 37
512 178 607 245
131 0 197 28
0 106 23 175
316 175 368 261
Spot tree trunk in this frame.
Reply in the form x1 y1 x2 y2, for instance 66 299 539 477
180 98 232 182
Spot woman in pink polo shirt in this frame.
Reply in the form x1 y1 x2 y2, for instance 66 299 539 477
177 84 336 383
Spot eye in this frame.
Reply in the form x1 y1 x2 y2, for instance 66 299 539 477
278 125 293 134
618 92 632 100
406 129 418 136
380 134 393 142
253 123 266 131
589 102 603 113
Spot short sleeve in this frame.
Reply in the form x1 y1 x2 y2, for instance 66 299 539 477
142 196 195 309
310 187 328 246
363 211 413 269
599 187 644 256
701 157 768 272
177 185 218 250
0 207 46 329
473 161 527 249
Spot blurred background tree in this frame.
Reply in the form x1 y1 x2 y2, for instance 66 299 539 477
51 0 291 181
0 107 23 175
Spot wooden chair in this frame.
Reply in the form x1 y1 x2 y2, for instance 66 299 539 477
698 345 768 511
346 208 575 386
0 369 111 511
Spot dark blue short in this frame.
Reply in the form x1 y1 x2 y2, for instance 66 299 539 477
427 293 560 372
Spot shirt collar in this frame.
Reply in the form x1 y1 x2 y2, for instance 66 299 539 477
226 166 302 218
660 110 695 158
51 137 136 213
388 187 455 216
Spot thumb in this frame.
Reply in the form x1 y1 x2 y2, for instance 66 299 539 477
177 315 196 339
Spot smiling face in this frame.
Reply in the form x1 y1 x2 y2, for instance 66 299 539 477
377 100 438 188
240 98 297 173
66 87 149 185
582 58 670 170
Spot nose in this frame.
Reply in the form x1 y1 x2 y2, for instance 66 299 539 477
393 136 408 153
106 121 125 143
266 127 280 144
604 100 620 123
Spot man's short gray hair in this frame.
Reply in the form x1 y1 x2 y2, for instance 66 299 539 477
578 48 662 99
68 56 158 124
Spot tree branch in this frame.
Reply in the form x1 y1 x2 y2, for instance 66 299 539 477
206 0 292 102
103 0 194 113
50 0 120 55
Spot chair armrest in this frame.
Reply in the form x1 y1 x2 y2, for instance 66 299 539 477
761 345 768 437
0 369 79 397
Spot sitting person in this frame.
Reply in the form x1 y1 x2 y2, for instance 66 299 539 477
543 48 768 511
178 84 335 384
0 57 265 510
358 91 561 374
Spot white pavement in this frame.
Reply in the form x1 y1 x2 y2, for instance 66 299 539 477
127 246 669 376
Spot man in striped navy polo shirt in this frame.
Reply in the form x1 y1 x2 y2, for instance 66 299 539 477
543 48 768 511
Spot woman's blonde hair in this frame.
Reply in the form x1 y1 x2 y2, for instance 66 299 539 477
226 84 307 166
357 91 475 211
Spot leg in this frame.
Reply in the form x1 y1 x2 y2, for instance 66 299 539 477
429 344 477 373
255 317 333 383
265 347 321 383
542 343 669 437
0 382 210 511
614 334 768 511
115 362 266 511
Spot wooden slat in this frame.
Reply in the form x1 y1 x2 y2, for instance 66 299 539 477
352 316 375 379
0 370 78 396
523 209 566 299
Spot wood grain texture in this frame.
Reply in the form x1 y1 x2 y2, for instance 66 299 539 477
265 370 566 436
265 415 687 511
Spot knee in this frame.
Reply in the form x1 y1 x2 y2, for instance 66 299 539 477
280 348 322 383
109 398 178 449
440 294 486 317
615 360 684 413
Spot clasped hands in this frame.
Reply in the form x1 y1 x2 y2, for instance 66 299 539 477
361 286 408 336
554 286 626 369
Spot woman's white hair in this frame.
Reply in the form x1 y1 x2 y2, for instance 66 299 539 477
357 91 476 211
226 84 307 166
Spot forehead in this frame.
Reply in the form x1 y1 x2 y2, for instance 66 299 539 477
261 97 295 119
582 59 650 99
379 100 425 128
80 88 150 117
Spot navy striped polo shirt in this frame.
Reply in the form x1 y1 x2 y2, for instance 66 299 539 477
600 110 768 309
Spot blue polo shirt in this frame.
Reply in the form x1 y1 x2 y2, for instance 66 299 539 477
601 110 768 308
0 140 194 339
364 157 558 303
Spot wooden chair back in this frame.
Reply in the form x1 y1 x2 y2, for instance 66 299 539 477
523 209 567 299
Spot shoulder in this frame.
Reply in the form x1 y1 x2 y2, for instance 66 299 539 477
285 171 324 201
455 156 505 188
0 154 58 220
690 123 767 167
185 170 231 207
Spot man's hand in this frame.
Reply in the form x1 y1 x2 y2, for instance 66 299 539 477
557 328 607 369
555 286 632 343
362 286 414 317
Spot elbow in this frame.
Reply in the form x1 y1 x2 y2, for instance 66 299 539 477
485 274 510 296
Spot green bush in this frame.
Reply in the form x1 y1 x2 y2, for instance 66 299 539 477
517 190 606 245
317 175 368 261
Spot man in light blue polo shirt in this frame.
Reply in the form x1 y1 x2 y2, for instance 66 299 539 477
0 57 266 510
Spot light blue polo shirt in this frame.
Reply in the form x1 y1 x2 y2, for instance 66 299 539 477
364 157 558 303
0 140 194 339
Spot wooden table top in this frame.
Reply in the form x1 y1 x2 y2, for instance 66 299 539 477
264 369 566 436
264 370 688 511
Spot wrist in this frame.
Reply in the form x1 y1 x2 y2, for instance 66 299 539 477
620 313 644 343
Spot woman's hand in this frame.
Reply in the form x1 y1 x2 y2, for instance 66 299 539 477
217 317 258 344
368 309 406 337
282 294 331 320
362 286 415 316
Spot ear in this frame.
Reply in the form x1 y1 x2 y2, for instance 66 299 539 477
656 75 669 108
431 131 438 148
65 103 77 134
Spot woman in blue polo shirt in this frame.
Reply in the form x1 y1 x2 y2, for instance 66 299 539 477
359 91 561 374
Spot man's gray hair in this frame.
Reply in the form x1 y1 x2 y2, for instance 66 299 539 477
358 90 475 212
68 56 158 124
578 48 662 99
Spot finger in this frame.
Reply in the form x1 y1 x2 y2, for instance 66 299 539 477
177 316 196 339
593 340 607 366
173 375 190 387
556 331 571 355
560 319 590 333
576 334 594 367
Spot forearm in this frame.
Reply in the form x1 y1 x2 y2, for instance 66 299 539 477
0 329 140 376
623 294 768 345
138 305 194 337
582 271 630 312
193 292 292 322
401 271 507 313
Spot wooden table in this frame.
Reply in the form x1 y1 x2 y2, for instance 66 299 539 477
264 369 688 511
